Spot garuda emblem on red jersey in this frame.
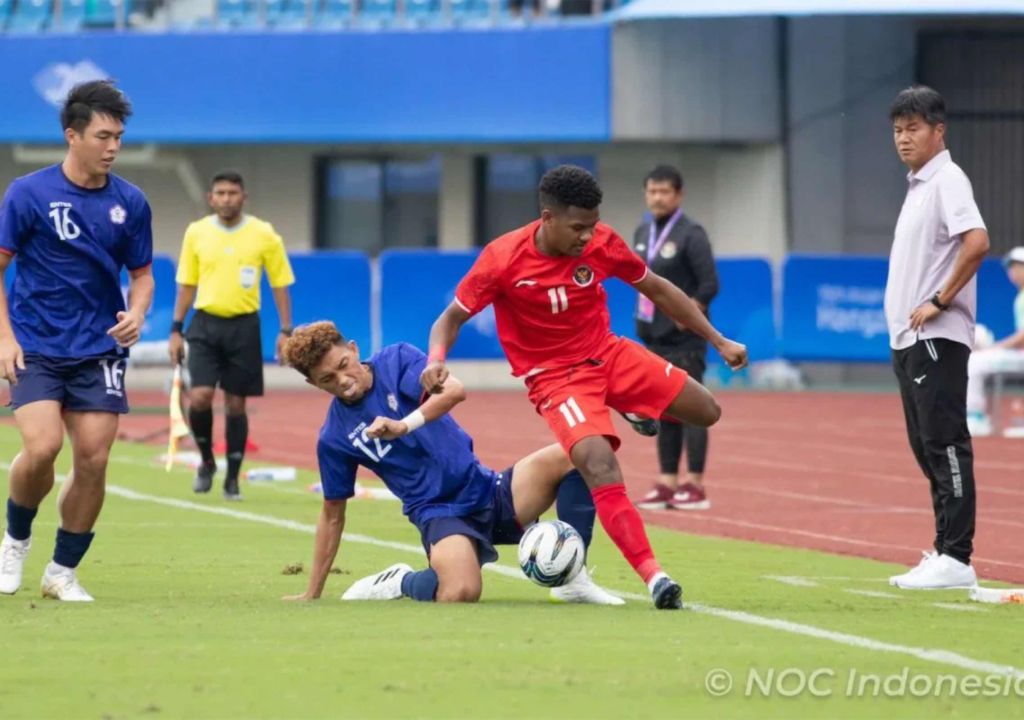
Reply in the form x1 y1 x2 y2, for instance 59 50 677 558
572 265 594 288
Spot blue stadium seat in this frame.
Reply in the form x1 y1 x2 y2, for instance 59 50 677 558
449 0 492 22
314 0 351 27
359 0 395 24
268 0 310 28
51 0 85 29
7 0 51 31
216 0 258 27
83 0 119 26
0 0 16 25
403 0 437 23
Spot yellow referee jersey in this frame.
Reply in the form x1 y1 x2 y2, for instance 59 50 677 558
175 215 295 318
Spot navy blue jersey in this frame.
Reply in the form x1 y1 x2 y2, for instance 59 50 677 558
0 165 153 358
316 343 495 526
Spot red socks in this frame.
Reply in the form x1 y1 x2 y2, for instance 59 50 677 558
591 483 661 583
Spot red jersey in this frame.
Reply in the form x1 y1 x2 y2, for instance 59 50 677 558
455 219 648 377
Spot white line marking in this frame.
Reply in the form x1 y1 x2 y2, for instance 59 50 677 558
93 481 1023 680
762 575 820 587
843 589 903 600
932 603 989 613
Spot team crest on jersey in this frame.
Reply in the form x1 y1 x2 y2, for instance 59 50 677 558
660 242 677 259
387 393 398 412
572 265 594 288
109 204 127 225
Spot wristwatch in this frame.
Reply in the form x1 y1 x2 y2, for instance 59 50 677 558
930 293 949 311
279 327 293 337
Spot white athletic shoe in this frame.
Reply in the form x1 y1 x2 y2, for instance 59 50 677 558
550 566 625 606
891 554 977 590
888 550 937 587
341 563 413 601
40 562 94 602
0 533 31 595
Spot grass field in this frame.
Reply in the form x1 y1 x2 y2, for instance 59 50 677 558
1 425 1022 720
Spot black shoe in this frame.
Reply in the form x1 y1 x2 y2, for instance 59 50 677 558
223 476 242 502
620 411 660 437
192 462 216 494
651 576 683 610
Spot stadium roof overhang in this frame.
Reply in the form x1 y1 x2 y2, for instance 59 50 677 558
611 0 1024 20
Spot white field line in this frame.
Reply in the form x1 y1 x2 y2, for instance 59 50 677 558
95 481 1023 681
3 459 1019 679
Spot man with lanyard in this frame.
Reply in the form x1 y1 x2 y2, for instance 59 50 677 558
632 166 719 511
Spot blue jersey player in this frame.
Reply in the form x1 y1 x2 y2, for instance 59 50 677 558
280 321 623 604
0 81 154 602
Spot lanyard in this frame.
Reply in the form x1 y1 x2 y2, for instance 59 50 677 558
646 208 683 264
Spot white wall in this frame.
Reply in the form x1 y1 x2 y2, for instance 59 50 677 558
1 141 786 259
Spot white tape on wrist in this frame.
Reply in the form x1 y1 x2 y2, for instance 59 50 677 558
401 409 426 433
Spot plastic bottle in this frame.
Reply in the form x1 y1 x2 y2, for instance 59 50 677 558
245 467 297 482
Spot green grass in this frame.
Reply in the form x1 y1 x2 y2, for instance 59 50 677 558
0 425 1021 719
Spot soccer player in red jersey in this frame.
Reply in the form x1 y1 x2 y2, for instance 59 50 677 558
420 166 748 610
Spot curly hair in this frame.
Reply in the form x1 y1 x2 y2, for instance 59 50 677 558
282 321 346 377
538 165 603 212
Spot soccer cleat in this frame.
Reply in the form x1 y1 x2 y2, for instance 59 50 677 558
550 566 626 605
342 563 413 601
0 533 31 595
671 483 711 511
40 562 94 602
620 411 660 437
649 573 683 610
891 554 977 590
635 483 675 510
193 462 216 494
888 550 937 587
223 476 242 502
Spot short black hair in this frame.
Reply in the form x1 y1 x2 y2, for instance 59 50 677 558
60 80 132 133
889 85 946 126
210 170 245 190
644 165 684 191
538 165 602 212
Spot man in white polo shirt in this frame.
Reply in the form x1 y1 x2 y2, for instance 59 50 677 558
884 85 990 591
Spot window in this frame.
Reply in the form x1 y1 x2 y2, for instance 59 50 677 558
317 156 440 254
475 154 596 245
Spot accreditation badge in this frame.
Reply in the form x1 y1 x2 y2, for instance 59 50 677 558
239 266 257 289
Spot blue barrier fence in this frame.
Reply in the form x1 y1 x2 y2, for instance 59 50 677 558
5 251 1020 363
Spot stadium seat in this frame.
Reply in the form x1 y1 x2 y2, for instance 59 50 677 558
267 0 310 28
51 0 86 29
216 0 258 27
0 0 14 26
83 0 120 26
358 0 395 25
7 0 51 31
404 0 438 24
448 0 493 23
314 0 350 27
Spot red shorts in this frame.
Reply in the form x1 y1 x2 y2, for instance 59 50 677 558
524 335 688 454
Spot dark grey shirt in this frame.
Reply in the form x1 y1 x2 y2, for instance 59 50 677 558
632 212 718 350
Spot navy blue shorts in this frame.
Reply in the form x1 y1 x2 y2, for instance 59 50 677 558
418 466 524 566
9 354 129 414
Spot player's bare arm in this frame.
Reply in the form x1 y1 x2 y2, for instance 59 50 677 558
108 264 155 348
284 498 347 601
271 286 293 366
909 227 989 331
0 253 25 385
168 283 198 364
634 271 748 369
421 301 472 394
366 373 467 441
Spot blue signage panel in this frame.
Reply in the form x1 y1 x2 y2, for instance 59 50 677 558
0 27 611 143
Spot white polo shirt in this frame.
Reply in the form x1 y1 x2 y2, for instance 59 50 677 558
884 149 986 351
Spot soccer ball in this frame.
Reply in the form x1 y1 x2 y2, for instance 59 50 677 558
517 520 585 588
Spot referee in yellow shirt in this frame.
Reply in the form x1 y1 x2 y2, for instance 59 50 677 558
168 171 295 500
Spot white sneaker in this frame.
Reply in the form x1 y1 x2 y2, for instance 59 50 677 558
967 412 993 438
0 533 31 595
41 562 94 602
889 550 937 587
341 563 413 601
550 567 626 606
892 554 977 590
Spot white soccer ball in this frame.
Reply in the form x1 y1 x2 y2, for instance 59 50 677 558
517 520 586 588
975 323 995 350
